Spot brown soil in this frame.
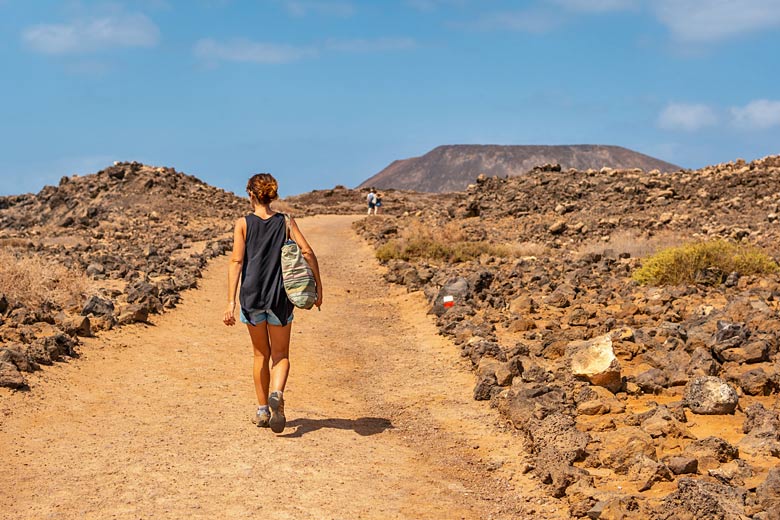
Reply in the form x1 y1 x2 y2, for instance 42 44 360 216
0 215 564 520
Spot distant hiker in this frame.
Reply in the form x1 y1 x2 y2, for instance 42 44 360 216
367 188 377 215
223 173 323 433
374 192 383 214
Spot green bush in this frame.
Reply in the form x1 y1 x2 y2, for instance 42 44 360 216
632 240 778 286
376 238 510 263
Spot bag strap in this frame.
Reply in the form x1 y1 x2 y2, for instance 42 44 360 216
283 213 291 241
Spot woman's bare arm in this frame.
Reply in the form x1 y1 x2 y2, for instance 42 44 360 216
224 217 246 325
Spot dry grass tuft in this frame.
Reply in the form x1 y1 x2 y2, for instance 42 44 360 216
633 240 778 286
0 238 33 248
376 219 514 263
505 241 549 258
577 229 686 259
0 249 91 309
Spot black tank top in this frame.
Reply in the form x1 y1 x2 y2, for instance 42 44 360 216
239 213 294 325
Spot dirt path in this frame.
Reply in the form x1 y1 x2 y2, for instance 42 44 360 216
0 215 561 520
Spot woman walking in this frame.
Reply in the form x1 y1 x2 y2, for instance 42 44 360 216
223 173 322 433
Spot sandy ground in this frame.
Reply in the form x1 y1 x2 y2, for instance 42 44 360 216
0 215 562 520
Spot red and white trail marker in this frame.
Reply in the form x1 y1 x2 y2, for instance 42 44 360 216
443 295 454 308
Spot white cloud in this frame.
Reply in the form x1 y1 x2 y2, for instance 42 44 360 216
194 39 317 64
467 9 560 33
22 13 160 54
454 0 634 33
658 103 718 131
280 0 354 17
653 0 780 43
446 0 780 43
194 36 416 65
547 0 637 12
731 99 780 129
324 37 417 52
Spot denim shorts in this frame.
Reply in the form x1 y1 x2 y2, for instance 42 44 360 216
240 309 293 326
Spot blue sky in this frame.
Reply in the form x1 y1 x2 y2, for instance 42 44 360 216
2 0 780 197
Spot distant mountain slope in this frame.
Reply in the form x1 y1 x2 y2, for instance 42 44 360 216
359 145 681 193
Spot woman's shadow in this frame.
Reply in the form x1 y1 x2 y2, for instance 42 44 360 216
279 416 393 438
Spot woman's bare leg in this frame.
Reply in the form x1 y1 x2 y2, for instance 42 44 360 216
268 322 292 392
247 323 271 405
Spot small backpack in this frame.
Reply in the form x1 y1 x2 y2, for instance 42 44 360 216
280 214 318 309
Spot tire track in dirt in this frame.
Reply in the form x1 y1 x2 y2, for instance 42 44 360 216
0 215 562 520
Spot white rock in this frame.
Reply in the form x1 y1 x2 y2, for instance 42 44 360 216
570 334 622 393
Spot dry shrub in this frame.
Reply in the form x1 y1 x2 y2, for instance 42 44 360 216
578 229 685 259
0 249 91 309
0 238 32 248
376 219 511 263
402 220 468 242
376 239 510 263
633 240 778 286
506 241 548 258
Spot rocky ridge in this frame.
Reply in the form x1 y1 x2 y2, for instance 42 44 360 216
355 155 780 519
0 162 248 388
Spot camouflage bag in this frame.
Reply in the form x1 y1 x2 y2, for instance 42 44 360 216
280 214 317 309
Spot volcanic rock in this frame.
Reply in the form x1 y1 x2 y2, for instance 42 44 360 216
0 361 25 388
0 348 30 375
530 413 591 498
736 367 777 396
57 314 92 337
633 368 668 394
756 467 780 519
575 385 625 416
708 459 754 486
587 496 643 520
638 406 693 439
117 304 150 326
81 295 115 318
473 373 498 401
595 427 657 474
655 478 747 520
683 376 739 415
430 277 470 317
27 333 77 365
686 347 720 378
628 454 673 491
502 385 572 425
549 220 567 235
739 403 780 457
682 437 739 472
664 456 698 475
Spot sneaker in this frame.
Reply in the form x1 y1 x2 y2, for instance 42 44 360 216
268 391 286 433
253 407 270 428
